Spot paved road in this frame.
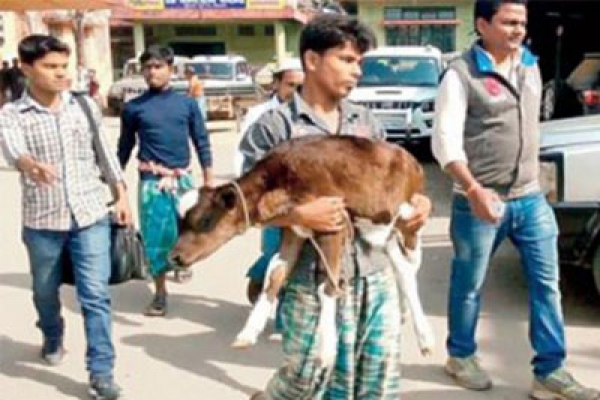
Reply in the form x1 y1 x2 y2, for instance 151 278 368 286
0 118 598 400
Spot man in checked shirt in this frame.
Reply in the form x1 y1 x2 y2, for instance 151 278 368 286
0 35 131 400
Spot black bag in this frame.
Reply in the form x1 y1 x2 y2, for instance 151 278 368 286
61 224 148 286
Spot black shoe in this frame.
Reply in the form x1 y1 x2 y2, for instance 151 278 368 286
89 376 121 400
41 337 65 366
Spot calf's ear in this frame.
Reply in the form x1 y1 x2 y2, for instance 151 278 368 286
218 186 238 210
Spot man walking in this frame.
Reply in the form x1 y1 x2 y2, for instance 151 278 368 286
118 45 213 317
240 14 431 399
236 57 303 333
0 35 131 400
432 1 600 399
185 65 207 121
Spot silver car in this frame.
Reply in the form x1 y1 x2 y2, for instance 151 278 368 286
539 114 600 295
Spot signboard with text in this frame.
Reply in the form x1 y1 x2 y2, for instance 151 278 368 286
128 0 165 9
164 0 245 9
246 0 284 9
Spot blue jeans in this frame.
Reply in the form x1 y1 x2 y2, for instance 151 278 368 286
246 226 284 331
447 193 565 378
22 216 114 379
247 227 282 282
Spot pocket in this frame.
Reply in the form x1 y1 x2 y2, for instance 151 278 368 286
71 122 95 161
451 195 472 214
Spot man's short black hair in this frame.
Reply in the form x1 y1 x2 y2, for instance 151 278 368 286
474 0 528 32
139 45 175 66
18 35 70 65
299 14 376 67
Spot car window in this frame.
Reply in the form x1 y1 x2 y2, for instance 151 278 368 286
188 62 234 80
358 56 440 87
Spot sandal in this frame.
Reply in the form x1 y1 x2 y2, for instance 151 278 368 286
144 294 168 317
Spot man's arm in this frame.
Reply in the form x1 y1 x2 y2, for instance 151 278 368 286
238 111 287 174
0 109 29 168
432 69 501 223
188 98 214 186
117 103 138 170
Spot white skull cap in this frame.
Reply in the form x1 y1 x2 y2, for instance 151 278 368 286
274 58 302 74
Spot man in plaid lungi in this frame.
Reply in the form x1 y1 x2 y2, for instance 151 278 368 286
239 15 431 399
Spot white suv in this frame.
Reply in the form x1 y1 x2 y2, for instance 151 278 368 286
349 46 442 144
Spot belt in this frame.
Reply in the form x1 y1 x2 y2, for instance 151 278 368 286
138 161 191 192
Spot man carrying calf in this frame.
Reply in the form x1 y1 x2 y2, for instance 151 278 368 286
236 14 431 399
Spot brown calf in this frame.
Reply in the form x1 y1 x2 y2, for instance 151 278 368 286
170 135 432 365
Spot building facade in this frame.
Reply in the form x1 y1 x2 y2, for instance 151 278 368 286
110 0 309 76
110 0 475 77
356 0 475 53
0 10 114 97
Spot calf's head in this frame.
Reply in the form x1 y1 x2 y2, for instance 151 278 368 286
169 184 246 268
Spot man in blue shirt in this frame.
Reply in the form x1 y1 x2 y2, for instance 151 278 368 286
118 45 213 316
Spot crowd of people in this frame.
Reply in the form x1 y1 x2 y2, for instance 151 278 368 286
0 1 599 400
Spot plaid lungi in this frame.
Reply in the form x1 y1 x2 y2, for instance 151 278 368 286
138 175 195 277
264 268 402 400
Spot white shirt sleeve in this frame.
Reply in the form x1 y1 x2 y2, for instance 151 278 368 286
431 69 468 169
234 101 273 177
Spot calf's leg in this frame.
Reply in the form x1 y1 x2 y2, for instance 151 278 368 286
313 231 346 368
388 226 434 356
233 229 303 348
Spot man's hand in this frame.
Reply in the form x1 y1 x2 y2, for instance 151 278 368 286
111 182 133 226
202 168 214 188
113 197 133 226
405 193 432 231
466 184 502 224
290 196 346 233
21 159 58 186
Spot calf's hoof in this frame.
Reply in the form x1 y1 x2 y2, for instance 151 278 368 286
231 337 256 349
417 326 436 357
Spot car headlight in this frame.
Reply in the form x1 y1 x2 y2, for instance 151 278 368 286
421 100 435 113
539 160 558 203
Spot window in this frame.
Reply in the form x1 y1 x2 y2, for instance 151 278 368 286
238 25 255 37
384 7 456 20
358 56 440 88
48 24 62 38
385 25 455 52
174 25 217 36
383 7 457 52
187 62 234 80
264 25 274 37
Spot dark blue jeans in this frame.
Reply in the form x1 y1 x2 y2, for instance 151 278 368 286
22 216 114 379
447 193 565 378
